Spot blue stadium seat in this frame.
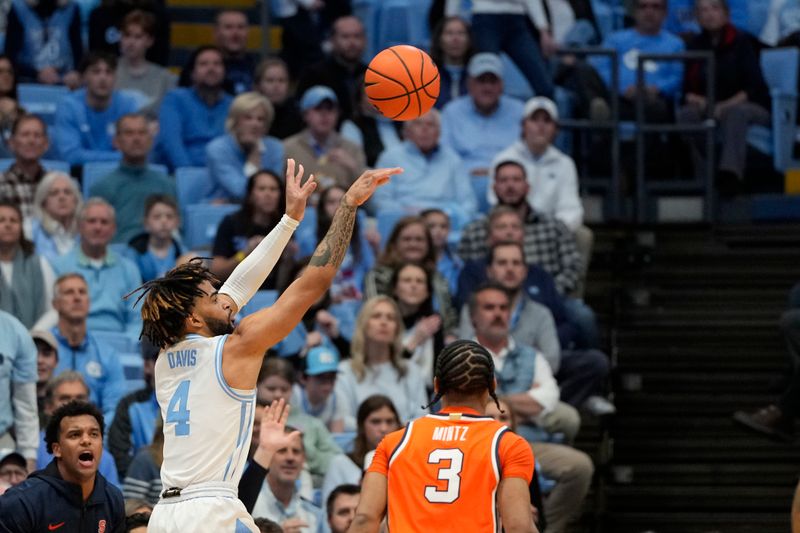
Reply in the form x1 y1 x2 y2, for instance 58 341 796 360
183 203 238 250
352 0 379 59
499 54 534 102
332 431 356 453
17 84 71 125
92 330 140 353
536 460 557 494
239 290 279 318
175 166 215 212
373 0 433 53
81 162 169 198
119 351 145 394
747 47 799 172
0 159 70 173
376 210 406 250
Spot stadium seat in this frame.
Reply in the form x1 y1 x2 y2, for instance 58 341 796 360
0 159 70 173
373 0 433 53
747 47 799 172
238 290 279 318
92 330 140 353
376 209 406 249
175 166 215 212
183 203 238 250
82 162 169 198
17 84 71 125
119 351 145 394
332 431 356 453
352 0 379 59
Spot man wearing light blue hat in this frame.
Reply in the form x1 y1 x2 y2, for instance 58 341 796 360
291 345 349 433
440 53 525 184
283 85 366 190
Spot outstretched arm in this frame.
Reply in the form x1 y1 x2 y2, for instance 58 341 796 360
223 166 402 387
219 159 316 313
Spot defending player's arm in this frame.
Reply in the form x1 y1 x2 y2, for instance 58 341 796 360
498 477 539 533
497 432 539 533
347 430 396 532
218 159 314 314
228 166 402 356
347 472 387 533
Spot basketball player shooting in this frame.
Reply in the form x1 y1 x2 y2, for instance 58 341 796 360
349 340 538 533
128 159 402 532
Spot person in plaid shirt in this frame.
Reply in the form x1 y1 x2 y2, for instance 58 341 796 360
0 114 49 225
458 160 581 296
458 160 600 349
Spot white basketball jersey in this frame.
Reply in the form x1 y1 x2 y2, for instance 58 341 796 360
155 334 256 489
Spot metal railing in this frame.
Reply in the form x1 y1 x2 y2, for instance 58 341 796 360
557 49 717 222
634 51 715 222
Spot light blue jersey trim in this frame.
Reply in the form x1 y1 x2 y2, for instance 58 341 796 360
223 398 254 482
213 335 256 401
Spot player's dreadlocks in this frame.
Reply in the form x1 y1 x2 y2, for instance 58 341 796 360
425 339 502 411
125 259 220 349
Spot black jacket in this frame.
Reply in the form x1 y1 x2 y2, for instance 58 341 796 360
0 459 125 533
684 24 771 109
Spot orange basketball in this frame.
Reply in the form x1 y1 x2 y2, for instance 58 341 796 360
365 45 440 121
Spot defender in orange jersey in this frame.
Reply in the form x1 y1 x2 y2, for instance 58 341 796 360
348 340 538 533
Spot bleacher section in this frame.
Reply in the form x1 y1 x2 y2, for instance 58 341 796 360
583 223 800 532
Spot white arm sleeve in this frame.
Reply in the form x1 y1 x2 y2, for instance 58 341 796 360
219 214 300 310
12 381 38 460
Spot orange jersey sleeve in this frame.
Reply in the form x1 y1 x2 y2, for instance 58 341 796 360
367 428 405 478
497 430 535 483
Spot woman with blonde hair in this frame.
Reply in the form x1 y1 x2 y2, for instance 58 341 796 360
334 295 428 425
206 91 285 202
29 171 82 264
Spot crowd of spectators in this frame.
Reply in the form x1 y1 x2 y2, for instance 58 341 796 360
0 0 797 530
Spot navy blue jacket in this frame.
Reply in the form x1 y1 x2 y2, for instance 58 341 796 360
0 459 124 533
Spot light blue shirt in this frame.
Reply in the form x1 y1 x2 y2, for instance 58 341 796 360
29 219 79 265
52 248 143 338
53 89 140 165
590 28 686 98
373 142 477 225
155 87 233 170
51 328 127 425
0 310 37 435
440 95 525 176
205 133 285 201
252 485 326 533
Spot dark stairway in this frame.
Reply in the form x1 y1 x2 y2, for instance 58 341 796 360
584 224 800 533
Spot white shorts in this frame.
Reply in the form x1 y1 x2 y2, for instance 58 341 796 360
148 484 258 533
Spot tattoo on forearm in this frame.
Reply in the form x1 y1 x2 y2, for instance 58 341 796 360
309 202 357 268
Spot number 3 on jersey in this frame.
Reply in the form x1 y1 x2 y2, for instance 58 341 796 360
424 448 464 503
166 380 191 436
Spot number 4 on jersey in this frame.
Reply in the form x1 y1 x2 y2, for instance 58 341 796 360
166 380 191 436
425 448 464 503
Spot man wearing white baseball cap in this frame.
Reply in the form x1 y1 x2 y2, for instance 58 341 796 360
490 96 593 297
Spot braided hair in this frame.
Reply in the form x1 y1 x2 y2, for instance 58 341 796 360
425 340 502 412
126 259 220 349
